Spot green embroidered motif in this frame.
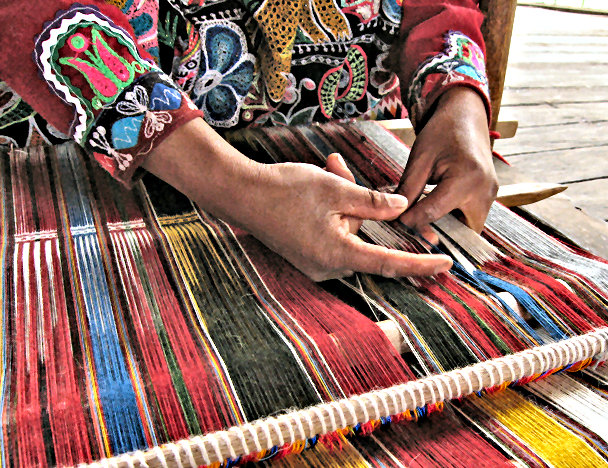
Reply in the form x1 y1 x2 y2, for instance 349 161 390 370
58 27 149 110
158 12 179 48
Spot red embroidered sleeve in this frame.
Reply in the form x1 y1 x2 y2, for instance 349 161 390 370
396 0 490 130
0 1 203 185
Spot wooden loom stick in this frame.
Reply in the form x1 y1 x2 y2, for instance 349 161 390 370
377 119 518 147
90 329 608 468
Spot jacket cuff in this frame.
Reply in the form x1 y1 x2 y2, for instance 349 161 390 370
33 3 203 186
85 72 203 186
405 31 491 131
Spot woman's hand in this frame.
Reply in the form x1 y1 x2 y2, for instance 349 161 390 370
397 87 498 234
236 156 452 281
145 118 452 281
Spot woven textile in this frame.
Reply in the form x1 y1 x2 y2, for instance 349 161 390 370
2 122 608 467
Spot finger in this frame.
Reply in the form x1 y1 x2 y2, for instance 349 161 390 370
418 224 439 245
326 153 356 183
344 234 452 277
460 197 493 233
399 177 465 229
395 147 433 208
341 185 409 221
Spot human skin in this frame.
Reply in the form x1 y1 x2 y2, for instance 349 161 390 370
143 86 495 281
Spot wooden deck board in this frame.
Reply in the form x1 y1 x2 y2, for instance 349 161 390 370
497 6 608 223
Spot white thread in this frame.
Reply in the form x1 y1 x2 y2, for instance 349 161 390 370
228 426 249 456
329 401 347 429
504 356 519 382
323 404 337 432
457 369 474 395
178 440 197 467
484 361 497 388
377 391 391 417
302 409 315 439
573 338 585 361
117 454 136 468
545 344 559 370
218 431 237 460
133 451 149 468
438 373 456 400
279 414 296 444
561 339 573 364
310 407 328 435
425 379 438 405
531 348 546 371
192 435 212 466
367 394 381 420
166 443 184 468
153 446 168 468
415 381 426 407
241 423 263 454
259 420 274 450
343 399 358 426
386 388 400 416
395 384 407 412
471 366 485 391
354 395 370 423
269 419 285 447
207 435 224 463
404 383 419 409
292 414 306 441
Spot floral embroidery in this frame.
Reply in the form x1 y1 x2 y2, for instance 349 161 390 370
34 4 156 143
178 20 255 128
86 72 200 176
406 31 489 127
60 28 148 110
318 45 368 118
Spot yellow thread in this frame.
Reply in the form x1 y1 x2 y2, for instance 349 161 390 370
471 389 608 468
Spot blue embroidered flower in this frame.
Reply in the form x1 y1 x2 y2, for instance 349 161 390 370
190 21 255 128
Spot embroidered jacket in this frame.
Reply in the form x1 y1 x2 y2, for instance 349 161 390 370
0 0 489 185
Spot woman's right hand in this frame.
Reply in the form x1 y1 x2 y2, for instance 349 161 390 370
145 118 452 281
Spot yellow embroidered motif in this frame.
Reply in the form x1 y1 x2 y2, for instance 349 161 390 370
254 0 352 102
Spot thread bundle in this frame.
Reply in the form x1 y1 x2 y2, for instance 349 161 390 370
1 122 607 467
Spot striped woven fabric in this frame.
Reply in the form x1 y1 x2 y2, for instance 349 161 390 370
2 123 608 467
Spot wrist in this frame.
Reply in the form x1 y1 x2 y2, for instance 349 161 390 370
144 118 265 223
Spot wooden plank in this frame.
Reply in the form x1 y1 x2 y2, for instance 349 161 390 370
562 179 608 221
504 146 608 184
510 6 608 36
493 121 608 156
493 159 608 257
504 63 608 88
378 120 518 147
499 102 608 128
500 86 608 106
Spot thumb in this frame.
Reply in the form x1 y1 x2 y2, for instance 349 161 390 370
342 185 409 220
326 153 356 183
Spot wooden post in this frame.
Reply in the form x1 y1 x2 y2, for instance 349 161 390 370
480 0 518 131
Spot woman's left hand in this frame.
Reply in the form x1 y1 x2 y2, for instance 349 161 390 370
396 87 498 234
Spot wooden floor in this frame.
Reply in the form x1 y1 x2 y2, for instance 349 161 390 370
494 6 608 223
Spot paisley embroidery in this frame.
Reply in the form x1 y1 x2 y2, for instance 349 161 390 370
318 45 368 118
34 4 155 142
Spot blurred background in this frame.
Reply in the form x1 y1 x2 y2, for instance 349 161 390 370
493 3 608 223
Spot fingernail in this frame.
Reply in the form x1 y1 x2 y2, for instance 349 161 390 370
434 258 453 274
387 194 408 209
337 154 348 170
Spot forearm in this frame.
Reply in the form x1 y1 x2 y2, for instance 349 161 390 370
143 117 264 226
